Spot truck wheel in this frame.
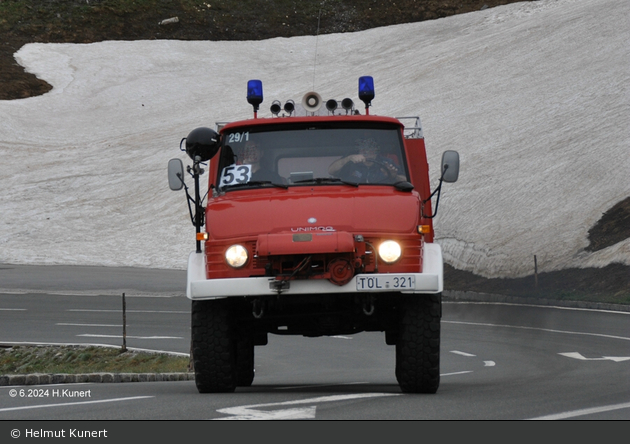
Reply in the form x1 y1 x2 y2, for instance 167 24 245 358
395 294 441 394
236 335 255 387
191 299 237 393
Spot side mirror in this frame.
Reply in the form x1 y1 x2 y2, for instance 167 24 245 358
168 158 185 191
441 150 459 183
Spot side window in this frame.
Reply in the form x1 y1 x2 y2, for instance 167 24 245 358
218 144 236 167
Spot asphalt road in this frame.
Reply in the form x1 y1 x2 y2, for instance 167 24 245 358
0 264 629 420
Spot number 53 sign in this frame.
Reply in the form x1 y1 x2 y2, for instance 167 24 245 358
220 165 252 187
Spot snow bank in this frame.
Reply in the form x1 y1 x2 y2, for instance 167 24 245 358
0 0 628 278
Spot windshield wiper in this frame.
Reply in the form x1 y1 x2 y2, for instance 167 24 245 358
293 177 359 187
226 180 288 190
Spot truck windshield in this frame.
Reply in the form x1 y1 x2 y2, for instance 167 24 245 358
217 124 408 189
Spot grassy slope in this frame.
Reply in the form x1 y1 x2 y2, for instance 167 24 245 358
0 345 190 375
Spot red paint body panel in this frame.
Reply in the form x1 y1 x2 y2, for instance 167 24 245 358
203 114 435 280
405 137 434 242
220 115 405 131
257 231 355 256
205 187 420 239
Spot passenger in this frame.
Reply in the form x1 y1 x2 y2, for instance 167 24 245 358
328 138 405 183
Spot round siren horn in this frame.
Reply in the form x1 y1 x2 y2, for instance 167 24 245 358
302 92 322 113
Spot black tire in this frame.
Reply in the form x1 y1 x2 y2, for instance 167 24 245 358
395 294 441 394
191 299 237 393
236 335 255 387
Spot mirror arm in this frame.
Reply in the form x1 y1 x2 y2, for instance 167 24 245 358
179 158 207 253
189 156 206 253
421 165 448 219
176 138 211 253
177 172 198 229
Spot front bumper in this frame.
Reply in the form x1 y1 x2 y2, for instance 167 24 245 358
186 243 444 300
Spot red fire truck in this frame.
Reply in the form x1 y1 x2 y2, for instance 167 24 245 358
168 77 459 394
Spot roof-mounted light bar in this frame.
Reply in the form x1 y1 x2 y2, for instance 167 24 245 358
247 77 373 117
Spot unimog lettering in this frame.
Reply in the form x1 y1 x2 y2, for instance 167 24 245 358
291 226 335 232
168 77 459 394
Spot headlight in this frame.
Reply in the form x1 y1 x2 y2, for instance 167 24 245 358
225 244 248 268
378 240 402 264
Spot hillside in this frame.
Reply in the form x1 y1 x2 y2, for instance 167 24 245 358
1 0 628 304
2 0 524 100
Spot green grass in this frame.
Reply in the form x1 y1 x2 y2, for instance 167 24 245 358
0 345 191 375
541 291 630 306
0 0 483 42
0 0 346 37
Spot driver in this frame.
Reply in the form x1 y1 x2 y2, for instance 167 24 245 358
328 138 405 183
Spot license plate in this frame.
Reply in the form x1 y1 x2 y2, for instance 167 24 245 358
356 275 415 291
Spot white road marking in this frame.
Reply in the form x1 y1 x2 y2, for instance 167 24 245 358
559 352 630 362
77 334 182 339
451 350 496 368
601 357 630 362
68 309 188 314
451 350 476 357
0 308 26 311
215 393 401 420
528 401 630 420
0 289 182 298
219 406 316 420
444 301 630 316
57 323 121 327
0 396 154 413
441 371 473 376
444 320 630 341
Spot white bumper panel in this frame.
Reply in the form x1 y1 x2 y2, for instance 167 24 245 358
186 242 444 300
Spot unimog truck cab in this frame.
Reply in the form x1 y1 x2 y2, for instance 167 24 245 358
168 77 459 393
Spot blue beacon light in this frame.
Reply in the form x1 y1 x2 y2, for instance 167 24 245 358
247 79 264 118
358 76 375 115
